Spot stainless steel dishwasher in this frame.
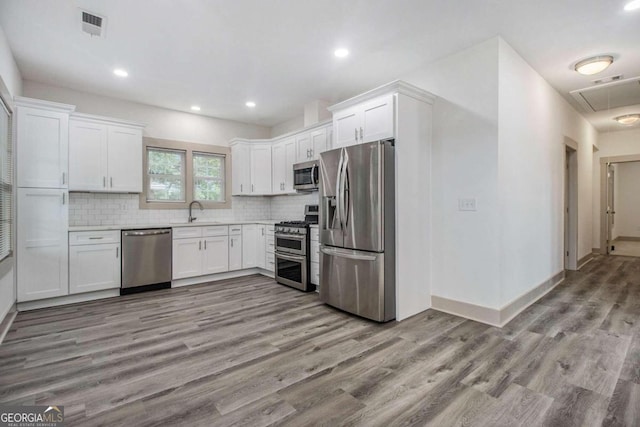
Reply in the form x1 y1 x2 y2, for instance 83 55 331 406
121 228 172 295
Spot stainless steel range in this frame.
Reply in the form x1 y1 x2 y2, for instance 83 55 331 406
274 205 318 292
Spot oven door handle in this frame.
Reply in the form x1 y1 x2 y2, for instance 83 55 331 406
275 233 306 241
276 252 306 262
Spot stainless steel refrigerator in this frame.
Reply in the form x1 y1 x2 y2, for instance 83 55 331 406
319 140 395 322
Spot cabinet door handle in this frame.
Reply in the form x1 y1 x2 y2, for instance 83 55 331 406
252 184 254 192
199 240 202 250
116 247 119 258
204 240 207 250
62 193 66 205
110 177 113 188
262 228 265 236
359 127 363 140
354 128 358 141
103 176 106 188
62 172 66 185
309 149 313 157
231 238 234 247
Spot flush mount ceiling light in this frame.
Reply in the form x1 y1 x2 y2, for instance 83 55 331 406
614 113 640 125
113 68 128 77
245 101 256 108
574 56 614 75
334 48 349 58
190 105 201 111
624 0 640 11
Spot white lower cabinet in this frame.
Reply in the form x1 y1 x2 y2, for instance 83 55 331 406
242 224 257 269
17 188 69 302
172 226 230 279
172 237 202 280
229 231 243 271
256 225 266 269
69 232 121 294
203 236 229 274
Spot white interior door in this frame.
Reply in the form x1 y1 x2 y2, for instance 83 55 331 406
607 163 616 254
564 147 578 269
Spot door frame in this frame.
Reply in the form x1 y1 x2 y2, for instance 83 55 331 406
564 139 578 270
599 154 640 254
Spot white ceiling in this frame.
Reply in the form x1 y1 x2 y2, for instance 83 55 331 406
0 0 639 130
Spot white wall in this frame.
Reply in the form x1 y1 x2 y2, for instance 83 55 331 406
612 162 640 239
270 115 304 138
402 38 501 309
0 23 20 326
0 24 21 99
496 39 597 306
23 81 270 144
592 128 640 249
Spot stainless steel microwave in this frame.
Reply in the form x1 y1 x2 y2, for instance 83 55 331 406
293 160 319 191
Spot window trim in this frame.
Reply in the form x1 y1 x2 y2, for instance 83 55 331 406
140 137 231 209
0 91 13 265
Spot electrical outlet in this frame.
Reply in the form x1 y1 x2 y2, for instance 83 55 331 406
458 198 477 211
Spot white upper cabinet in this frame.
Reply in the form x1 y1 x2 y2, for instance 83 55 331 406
309 127 329 160
69 114 144 193
296 132 312 162
332 94 394 148
271 137 296 194
250 144 272 195
231 143 251 195
69 120 108 191
15 98 75 189
232 142 272 196
107 125 143 192
230 122 330 196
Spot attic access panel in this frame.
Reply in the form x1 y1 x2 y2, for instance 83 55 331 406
570 77 640 113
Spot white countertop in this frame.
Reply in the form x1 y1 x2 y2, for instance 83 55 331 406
69 219 281 232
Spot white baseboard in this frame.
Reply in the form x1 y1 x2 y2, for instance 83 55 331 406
18 289 120 311
0 303 16 345
578 253 594 269
431 270 565 327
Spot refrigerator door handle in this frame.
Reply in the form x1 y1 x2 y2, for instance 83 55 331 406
336 150 345 229
321 246 377 261
339 151 349 230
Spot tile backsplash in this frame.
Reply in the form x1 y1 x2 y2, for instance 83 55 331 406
69 192 320 226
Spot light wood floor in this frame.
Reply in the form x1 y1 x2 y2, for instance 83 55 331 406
1 255 639 426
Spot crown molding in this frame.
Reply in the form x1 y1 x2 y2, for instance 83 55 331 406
328 80 435 112
14 96 76 113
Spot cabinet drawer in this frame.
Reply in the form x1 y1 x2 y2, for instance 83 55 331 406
202 225 229 237
266 252 275 272
310 227 319 241
229 225 242 235
173 227 202 239
310 241 320 263
70 230 120 246
310 261 319 285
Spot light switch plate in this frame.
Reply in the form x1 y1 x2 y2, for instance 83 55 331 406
458 198 477 211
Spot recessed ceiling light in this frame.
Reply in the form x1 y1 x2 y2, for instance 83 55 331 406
614 114 640 125
574 56 614 75
334 48 349 58
245 101 256 108
113 68 128 77
624 0 640 11
190 105 201 111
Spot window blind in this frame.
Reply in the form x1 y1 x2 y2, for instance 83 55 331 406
0 96 12 261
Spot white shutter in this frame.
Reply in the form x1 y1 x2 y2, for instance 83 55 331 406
0 96 12 261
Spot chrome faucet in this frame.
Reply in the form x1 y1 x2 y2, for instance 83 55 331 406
188 200 203 223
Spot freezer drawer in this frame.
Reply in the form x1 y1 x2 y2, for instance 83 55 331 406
319 246 395 322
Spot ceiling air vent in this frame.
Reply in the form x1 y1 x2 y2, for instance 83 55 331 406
570 77 640 113
592 74 624 85
80 9 106 37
